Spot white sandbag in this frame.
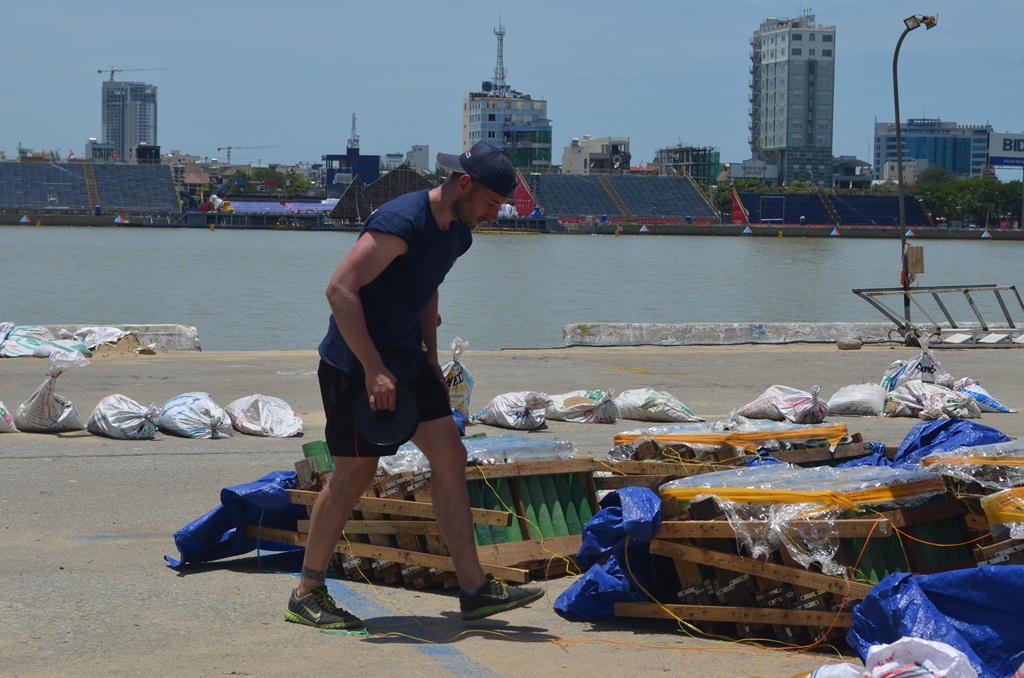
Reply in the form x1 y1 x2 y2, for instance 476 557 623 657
954 377 1015 413
613 387 703 422
157 392 232 439
61 326 129 349
0 400 18 433
0 325 57 358
32 339 92 358
827 383 887 417
545 389 617 423
225 394 303 437
473 391 552 430
736 384 828 424
441 337 474 418
885 380 981 420
881 333 953 392
88 394 159 440
13 351 89 432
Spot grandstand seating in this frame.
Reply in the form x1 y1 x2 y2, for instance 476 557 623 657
530 175 623 220
829 194 932 227
737 192 834 225
91 164 179 214
605 175 717 222
0 163 90 211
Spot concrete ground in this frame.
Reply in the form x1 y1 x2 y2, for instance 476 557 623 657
2 344 1021 677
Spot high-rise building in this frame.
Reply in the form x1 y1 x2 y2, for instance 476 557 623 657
873 119 991 179
462 21 552 172
101 79 158 161
749 14 835 186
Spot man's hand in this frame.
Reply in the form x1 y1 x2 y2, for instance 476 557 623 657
365 367 398 412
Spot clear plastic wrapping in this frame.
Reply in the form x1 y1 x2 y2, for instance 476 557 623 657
981 487 1024 541
613 414 849 458
377 433 577 475
921 439 1024 491
659 465 945 575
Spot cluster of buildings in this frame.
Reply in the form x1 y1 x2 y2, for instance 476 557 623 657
7 15 1005 196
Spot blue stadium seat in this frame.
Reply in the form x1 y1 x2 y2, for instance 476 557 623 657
0 163 90 211
606 175 717 221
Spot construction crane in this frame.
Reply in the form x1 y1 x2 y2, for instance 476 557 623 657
216 145 277 165
97 67 169 81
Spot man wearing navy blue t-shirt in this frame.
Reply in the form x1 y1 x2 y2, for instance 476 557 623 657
285 142 544 629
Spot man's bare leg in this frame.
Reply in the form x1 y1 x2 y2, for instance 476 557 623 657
297 455 378 595
413 416 486 591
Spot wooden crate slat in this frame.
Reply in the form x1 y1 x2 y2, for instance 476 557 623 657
287 489 513 526
649 539 874 600
463 458 596 481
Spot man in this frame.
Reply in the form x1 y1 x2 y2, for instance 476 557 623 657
285 142 544 630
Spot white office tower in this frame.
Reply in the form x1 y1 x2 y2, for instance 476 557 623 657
101 79 157 161
749 14 835 187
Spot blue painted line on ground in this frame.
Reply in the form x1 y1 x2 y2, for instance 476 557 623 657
299 575 500 678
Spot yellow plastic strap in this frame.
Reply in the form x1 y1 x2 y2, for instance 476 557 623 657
613 423 849 453
922 455 1024 467
660 477 944 512
982 488 1024 525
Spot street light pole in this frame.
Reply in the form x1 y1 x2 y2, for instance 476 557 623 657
892 13 937 339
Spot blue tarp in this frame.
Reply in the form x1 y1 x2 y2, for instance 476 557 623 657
835 442 891 468
848 567 1024 678
890 419 1011 469
164 470 306 568
554 486 662 621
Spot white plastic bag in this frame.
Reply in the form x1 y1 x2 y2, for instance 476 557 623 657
225 394 303 437
612 387 703 422
157 392 232 439
88 394 160 440
827 383 888 417
0 325 57 358
882 333 953 392
885 380 981 420
808 637 978 677
441 337 474 418
545 389 617 423
0 400 18 433
473 392 552 430
736 384 828 424
954 377 1015 413
61 326 129 349
14 351 89 432
864 637 978 677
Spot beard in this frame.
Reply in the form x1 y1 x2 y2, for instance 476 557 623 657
451 195 477 228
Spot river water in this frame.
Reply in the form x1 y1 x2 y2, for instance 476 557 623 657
2 225 1021 351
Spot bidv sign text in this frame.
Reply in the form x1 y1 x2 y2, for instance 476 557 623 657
988 132 1024 167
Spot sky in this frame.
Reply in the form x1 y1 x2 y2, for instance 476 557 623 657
4 1 1023 177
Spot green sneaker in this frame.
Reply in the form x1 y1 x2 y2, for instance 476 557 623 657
285 586 363 630
459 574 544 621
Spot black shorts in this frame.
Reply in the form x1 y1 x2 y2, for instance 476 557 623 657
318 359 452 458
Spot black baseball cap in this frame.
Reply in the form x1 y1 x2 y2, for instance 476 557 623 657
436 141 518 196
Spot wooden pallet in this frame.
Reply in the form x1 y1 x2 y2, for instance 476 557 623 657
615 489 979 646
252 457 599 588
597 435 882 494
